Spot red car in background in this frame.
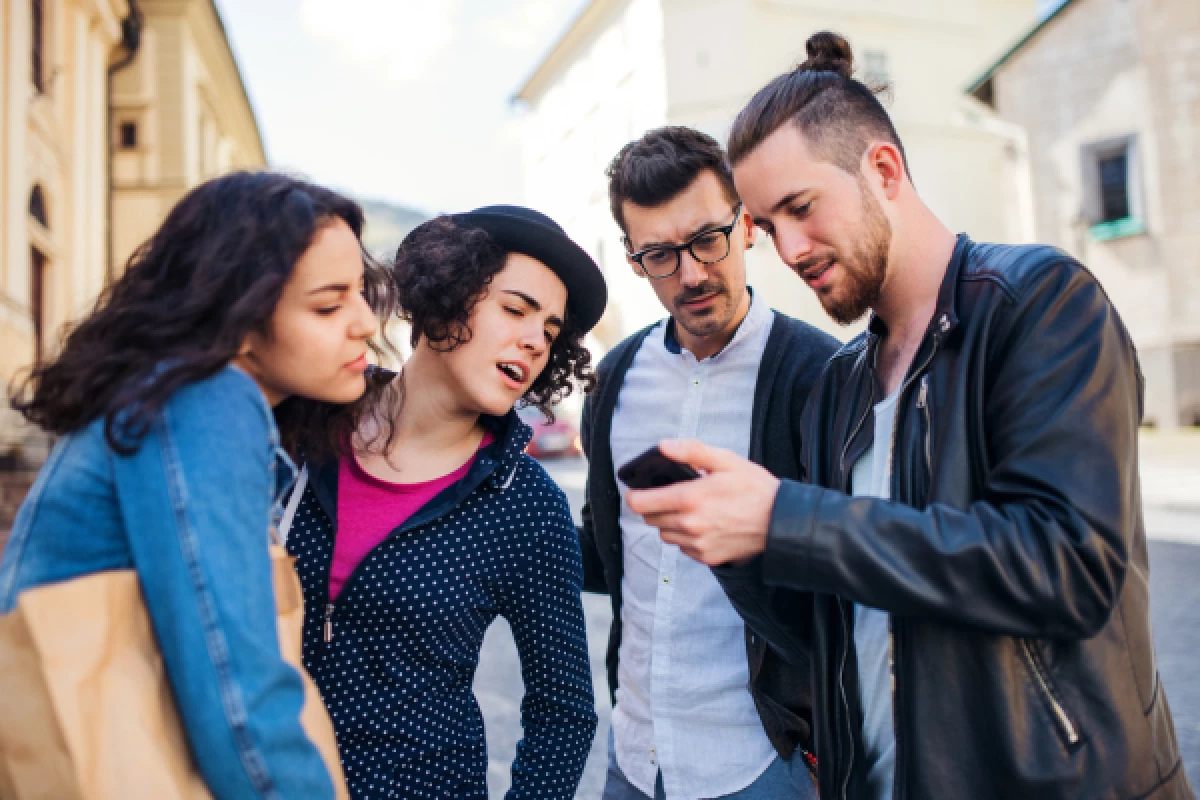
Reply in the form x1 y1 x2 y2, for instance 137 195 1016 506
518 406 582 460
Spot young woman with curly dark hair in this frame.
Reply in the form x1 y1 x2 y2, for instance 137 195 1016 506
281 207 608 799
1 171 392 798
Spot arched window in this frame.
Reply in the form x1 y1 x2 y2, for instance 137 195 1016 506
29 185 48 228
32 0 45 94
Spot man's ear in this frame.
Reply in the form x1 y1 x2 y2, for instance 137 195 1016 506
739 207 756 248
865 141 906 200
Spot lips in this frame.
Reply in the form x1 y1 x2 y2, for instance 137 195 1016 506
345 353 369 372
799 258 836 289
679 291 719 312
497 361 529 388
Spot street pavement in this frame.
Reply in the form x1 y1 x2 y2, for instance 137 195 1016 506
477 446 1200 798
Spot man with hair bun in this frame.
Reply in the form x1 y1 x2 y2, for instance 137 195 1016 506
625 31 1193 800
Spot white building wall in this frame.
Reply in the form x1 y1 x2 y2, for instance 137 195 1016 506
521 0 1039 344
522 0 669 347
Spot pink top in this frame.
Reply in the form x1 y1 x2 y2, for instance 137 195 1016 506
330 432 495 602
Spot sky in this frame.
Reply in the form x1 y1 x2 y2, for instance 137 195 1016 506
215 0 1067 217
213 0 590 215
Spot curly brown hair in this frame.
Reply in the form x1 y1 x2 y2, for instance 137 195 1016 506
392 215 596 420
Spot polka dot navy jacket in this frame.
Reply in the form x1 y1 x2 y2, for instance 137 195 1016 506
286 411 598 798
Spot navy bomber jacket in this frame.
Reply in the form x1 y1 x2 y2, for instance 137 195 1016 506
286 410 598 799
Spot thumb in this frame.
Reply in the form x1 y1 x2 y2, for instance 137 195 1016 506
658 439 740 474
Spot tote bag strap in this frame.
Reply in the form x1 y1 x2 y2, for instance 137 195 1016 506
276 465 308 548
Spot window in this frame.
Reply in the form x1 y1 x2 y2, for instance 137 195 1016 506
1097 151 1129 222
1081 136 1143 241
31 248 46 361
863 50 890 89
120 121 138 149
29 185 48 228
31 0 45 93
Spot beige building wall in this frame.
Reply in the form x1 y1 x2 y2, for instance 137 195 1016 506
110 0 265 274
517 0 1039 347
979 0 1200 426
1 0 265 467
1 0 129 459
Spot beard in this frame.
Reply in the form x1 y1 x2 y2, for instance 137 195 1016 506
671 274 740 339
804 180 892 326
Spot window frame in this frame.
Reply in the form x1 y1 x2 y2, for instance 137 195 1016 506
31 0 45 94
1080 135 1145 241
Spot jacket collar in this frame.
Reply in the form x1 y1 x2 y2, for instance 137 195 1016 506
476 409 533 491
866 233 971 347
307 408 533 525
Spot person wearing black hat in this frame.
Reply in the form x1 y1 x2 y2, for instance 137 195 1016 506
282 208 605 799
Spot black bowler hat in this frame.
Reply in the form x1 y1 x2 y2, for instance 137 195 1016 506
452 205 608 333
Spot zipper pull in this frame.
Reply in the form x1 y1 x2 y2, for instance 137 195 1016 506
323 603 335 643
916 375 929 408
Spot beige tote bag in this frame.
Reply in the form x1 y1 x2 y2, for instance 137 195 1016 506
0 535 348 800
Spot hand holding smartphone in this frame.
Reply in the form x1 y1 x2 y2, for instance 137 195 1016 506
617 445 700 490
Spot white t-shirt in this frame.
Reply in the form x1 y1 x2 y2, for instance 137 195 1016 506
849 387 900 800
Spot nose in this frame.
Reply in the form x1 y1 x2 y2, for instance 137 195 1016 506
349 291 378 340
677 249 708 288
517 320 549 359
776 226 815 268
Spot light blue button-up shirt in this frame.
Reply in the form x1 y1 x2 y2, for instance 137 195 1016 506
609 291 778 799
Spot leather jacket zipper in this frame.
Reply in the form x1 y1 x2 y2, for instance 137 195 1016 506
916 375 932 481
840 384 876 482
838 602 855 800
1021 639 1080 746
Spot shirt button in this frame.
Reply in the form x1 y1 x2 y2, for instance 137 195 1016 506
692 379 700 386
662 576 669 584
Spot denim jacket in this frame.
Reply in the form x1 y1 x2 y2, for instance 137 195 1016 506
0 365 335 800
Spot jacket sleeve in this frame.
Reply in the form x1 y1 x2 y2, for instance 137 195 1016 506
114 370 335 800
501 484 599 799
577 390 609 594
762 262 1137 640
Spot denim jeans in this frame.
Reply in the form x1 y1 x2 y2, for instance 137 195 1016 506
601 727 818 800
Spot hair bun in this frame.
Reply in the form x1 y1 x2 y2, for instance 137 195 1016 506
799 31 853 79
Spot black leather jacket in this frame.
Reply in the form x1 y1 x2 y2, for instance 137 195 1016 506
716 236 1192 800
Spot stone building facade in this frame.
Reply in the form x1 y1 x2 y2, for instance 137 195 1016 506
0 0 264 530
971 0 1200 427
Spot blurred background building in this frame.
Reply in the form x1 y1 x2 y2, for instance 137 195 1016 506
109 0 266 274
970 0 1200 428
0 0 265 528
514 0 1042 350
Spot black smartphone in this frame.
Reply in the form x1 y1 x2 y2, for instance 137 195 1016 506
617 445 700 490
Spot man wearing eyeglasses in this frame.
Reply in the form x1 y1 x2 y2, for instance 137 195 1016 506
578 126 838 800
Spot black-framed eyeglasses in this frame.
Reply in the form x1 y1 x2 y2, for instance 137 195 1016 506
625 204 743 279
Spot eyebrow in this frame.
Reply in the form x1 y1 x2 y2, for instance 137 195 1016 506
772 190 814 214
502 289 564 329
306 283 351 296
637 217 731 251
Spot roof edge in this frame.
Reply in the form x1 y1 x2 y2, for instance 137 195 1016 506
965 0 1080 96
512 0 618 105
206 0 267 163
